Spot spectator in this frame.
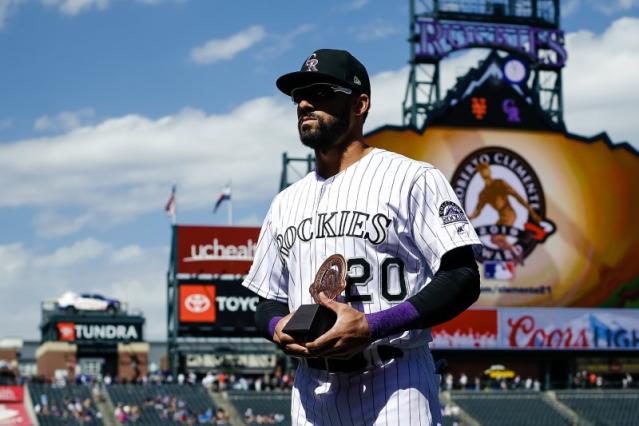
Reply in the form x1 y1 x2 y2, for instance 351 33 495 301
445 373 453 391
459 373 468 390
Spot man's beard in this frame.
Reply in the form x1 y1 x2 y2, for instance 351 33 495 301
298 110 350 150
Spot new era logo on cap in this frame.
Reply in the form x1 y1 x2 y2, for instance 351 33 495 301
276 48 370 96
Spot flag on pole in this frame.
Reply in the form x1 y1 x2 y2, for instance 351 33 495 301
213 184 231 213
165 185 176 222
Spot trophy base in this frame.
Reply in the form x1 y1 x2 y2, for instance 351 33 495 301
282 304 337 342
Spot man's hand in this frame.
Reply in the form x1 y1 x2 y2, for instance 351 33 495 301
273 312 311 357
305 292 372 359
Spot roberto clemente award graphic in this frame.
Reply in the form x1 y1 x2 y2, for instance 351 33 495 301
282 254 347 341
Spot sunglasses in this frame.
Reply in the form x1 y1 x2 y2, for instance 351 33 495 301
291 83 353 105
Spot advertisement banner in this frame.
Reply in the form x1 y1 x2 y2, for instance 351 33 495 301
185 353 277 373
55 321 142 342
0 386 23 403
179 285 216 323
176 226 260 275
367 126 639 308
178 281 259 337
431 309 498 349
0 386 31 426
501 308 639 351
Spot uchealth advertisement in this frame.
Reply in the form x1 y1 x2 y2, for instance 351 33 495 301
0 386 32 426
431 308 639 350
176 226 260 275
367 126 639 308
178 281 259 337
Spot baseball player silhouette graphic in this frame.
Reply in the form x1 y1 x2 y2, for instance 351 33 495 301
243 49 482 425
467 162 541 264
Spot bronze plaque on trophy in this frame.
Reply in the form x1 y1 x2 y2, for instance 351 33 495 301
282 254 347 341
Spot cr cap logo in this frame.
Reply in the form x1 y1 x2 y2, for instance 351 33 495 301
451 146 556 265
184 293 211 314
305 53 319 72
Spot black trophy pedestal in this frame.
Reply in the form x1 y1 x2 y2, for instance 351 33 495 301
282 304 337 342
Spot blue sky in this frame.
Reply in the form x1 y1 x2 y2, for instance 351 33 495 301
1 0 638 340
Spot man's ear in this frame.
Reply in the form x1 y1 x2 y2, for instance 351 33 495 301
353 93 370 118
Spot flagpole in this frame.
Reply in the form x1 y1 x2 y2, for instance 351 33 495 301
227 198 232 225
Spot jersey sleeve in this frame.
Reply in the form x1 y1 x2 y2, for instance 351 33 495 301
409 167 482 273
241 204 289 303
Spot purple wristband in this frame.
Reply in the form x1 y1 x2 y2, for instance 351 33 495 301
365 302 420 340
268 316 283 338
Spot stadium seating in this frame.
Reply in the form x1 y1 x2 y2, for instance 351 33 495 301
556 390 639 426
450 390 572 426
27 382 101 426
227 390 291 425
106 383 217 425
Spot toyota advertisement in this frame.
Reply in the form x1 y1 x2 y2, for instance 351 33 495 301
178 281 259 337
431 308 639 351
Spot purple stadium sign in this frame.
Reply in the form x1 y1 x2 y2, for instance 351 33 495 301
417 19 566 68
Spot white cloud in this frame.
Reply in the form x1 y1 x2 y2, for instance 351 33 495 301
34 108 95 132
33 238 110 267
33 210 94 238
562 0 580 17
0 240 169 339
256 24 314 60
0 0 23 30
563 17 639 143
41 0 110 16
591 0 639 15
0 243 28 280
0 101 302 235
190 25 266 65
343 0 369 11
355 20 400 41
110 244 144 263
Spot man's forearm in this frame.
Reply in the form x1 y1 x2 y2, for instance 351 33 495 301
255 298 290 340
365 246 480 340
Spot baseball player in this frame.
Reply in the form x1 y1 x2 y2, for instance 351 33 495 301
242 49 481 426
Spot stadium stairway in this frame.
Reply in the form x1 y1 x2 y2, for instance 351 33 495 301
92 383 119 426
543 391 594 426
440 390 480 426
208 390 243 426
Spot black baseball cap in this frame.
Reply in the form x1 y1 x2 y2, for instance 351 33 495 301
276 49 371 96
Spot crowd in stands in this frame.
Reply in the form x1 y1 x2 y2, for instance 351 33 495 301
33 394 101 423
113 399 230 424
441 370 637 391
243 407 286 424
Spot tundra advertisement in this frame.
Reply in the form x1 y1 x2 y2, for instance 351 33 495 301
56 321 142 342
178 281 259 338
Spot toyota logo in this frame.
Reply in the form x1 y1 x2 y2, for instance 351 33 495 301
184 293 211 313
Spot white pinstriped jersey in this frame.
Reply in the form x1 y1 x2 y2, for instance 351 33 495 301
243 148 481 349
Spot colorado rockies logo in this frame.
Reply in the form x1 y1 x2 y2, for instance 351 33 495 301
305 54 319 72
451 147 556 265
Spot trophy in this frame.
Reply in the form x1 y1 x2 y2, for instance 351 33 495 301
282 254 347 341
